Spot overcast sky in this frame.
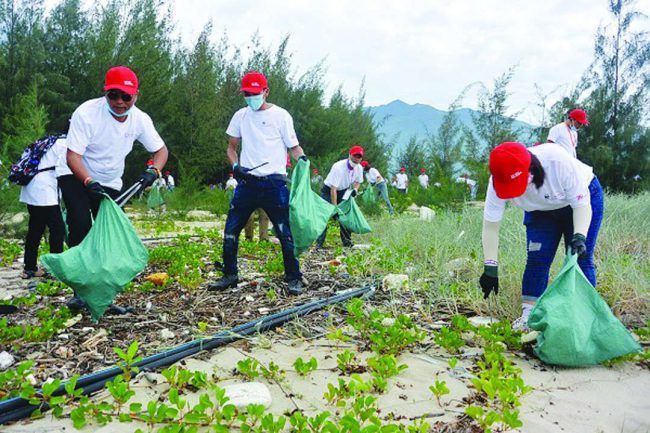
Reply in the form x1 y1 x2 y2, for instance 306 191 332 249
170 1 647 123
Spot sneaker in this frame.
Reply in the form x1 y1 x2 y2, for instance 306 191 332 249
66 295 87 311
107 304 134 315
21 269 45 279
512 304 534 331
208 274 239 291
287 279 304 295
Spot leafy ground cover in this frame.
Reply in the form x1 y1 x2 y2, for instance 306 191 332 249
0 192 648 432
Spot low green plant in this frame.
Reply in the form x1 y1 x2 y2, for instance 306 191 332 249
113 340 142 382
293 357 318 376
336 349 362 374
0 238 21 265
433 326 465 353
429 379 450 406
0 360 34 400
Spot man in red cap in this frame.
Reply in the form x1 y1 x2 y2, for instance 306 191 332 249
316 145 365 248
418 168 429 189
209 71 308 295
480 141 603 330
56 65 168 310
362 160 394 215
310 167 323 191
547 108 589 158
395 167 408 193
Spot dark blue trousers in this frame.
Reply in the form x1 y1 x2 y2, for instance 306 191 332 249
316 186 352 247
222 177 301 281
522 177 604 301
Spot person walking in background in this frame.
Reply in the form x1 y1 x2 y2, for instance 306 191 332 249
164 170 175 191
225 172 238 190
316 145 365 248
56 65 168 309
208 71 307 295
396 167 408 193
418 168 429 188
311 168 322 191
479 142 603 331
547 108 589 158
361 160 394 215
20 138 67 279
245 209 270 242
456 173 478 200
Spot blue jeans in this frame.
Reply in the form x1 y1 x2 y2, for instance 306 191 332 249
521 177 604 301
316 186 352 247
222 177 301 281
375 181 394 215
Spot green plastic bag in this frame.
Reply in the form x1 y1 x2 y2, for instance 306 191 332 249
147 184 165 209
289 159 337 255
528 253 642 366
41 197 149 321
361 185 376 206
337 197 372 234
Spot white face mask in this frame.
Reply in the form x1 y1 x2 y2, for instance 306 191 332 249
348 158 359 168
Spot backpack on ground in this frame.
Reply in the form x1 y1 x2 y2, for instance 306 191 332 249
8 135 64 186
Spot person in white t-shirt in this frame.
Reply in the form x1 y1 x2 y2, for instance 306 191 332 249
57 66 168 310
20 138 67 279
361 160 394 215
164 170 175 191
418 168 429 188
396 167 408 193
225 173 238 190
456 173 478 200
480 142 603 330
316 145 365 248
208 71 308 295
547 108 589 158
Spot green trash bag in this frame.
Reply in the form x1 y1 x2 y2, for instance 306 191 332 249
147 184 165 209
41 197 149 322
361 185 376 206
289 158 337 255
337 197 372 234
528 253 642 366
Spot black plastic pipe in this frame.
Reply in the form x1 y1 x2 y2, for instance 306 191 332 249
0 285 373 424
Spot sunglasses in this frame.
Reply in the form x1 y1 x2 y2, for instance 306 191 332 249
106 89 134 102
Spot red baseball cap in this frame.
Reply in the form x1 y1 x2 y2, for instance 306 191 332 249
312 168 318 173
240 71 267 94
361 161 369 168
568 108 589 125
489 142 532 199
104 66 139 95
420 168 426 173
400 167 406 172
349 145 364 156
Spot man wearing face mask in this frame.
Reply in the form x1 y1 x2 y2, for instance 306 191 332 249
56 65 168 310
208 71 308 295
316 145 365 248
547 108 589 158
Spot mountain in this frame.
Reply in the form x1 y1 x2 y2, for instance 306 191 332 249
367 99 535 156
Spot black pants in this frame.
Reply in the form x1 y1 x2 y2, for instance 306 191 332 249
58 175 120 247
24 205 65 271
317 185 352 247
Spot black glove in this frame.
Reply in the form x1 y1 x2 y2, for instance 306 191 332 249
479 265 499 299
299 155 308 162
233 163 248 181
350 189 358 198
86 180 106 198
570 233 587 258
138 168 158 188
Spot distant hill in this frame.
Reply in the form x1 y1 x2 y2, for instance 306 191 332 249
367 99 535 156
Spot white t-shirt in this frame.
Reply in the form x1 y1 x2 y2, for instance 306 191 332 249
484 143 594 222
225 178 238 190
226 105 299 177
456 176 477 187
324 159 363 191
396 173 408 189
418 174 429 188
20 138 67 206
56 98 165 190
547 122 578 158
365 167 383 184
